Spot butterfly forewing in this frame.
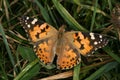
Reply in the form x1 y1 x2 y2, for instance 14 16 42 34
20 16 57 42
65 31 109 56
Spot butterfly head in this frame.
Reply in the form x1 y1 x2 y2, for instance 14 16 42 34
58 25 66 39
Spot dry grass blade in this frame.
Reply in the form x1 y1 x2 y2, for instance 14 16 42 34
40 59 113 80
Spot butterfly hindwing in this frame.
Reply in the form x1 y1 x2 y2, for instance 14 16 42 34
57 43 81 70
34 37 57 65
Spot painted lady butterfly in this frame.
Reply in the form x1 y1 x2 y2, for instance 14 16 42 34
20 16 109 70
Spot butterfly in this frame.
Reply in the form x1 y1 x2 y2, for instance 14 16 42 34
20 16 109 70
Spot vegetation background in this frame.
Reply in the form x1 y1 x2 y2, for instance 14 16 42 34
0 0 120 80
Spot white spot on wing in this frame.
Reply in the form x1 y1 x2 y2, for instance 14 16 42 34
98 41 101 43
99 35 102 38
25 20 27 23
26 17 29 20
94 41 98 45
27 24 30 28
100 39 102 41
31 19 38 24
90 33 95 40
33 45 36 48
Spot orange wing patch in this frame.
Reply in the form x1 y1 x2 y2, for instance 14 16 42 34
20 16 57 43
72 32 108 56
34 39 56 65
57 44 81 70
29 23 51 42
73 32 93 56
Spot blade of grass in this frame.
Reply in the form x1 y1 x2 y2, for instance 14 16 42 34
47 5 58 28
3 0 9 21
52 0 87 31
107 0 112 13
14 59 40 80
90 0 98 31
40 59 113 80
73 0 81 5
0 24 17 72
73 63 81 80
34 0 52 24
17 45 36 62
0 62 8 80
81 4 109 17
103 46 120 63
85 61 118 80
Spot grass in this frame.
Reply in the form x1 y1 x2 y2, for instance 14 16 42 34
0 0 120 80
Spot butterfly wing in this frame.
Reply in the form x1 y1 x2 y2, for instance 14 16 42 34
20 16 57 42
56 41 81 70
65 31 109 56
56 28 108 70
20 16 58 64
34 37 57 65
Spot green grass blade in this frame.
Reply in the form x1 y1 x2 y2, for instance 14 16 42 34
52 0 88 31
73 64 81 80
0 24 16 72
107 0 112 13
81 4 109 17
17 45 36 62
85 61 119 80
73 0 81 5
0 63 8 80
14 59 40 80
47 5 58 28
103 46 120 63
90 0 98 31
34 0 52 24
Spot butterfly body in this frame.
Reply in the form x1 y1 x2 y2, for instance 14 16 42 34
20 16 109 70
